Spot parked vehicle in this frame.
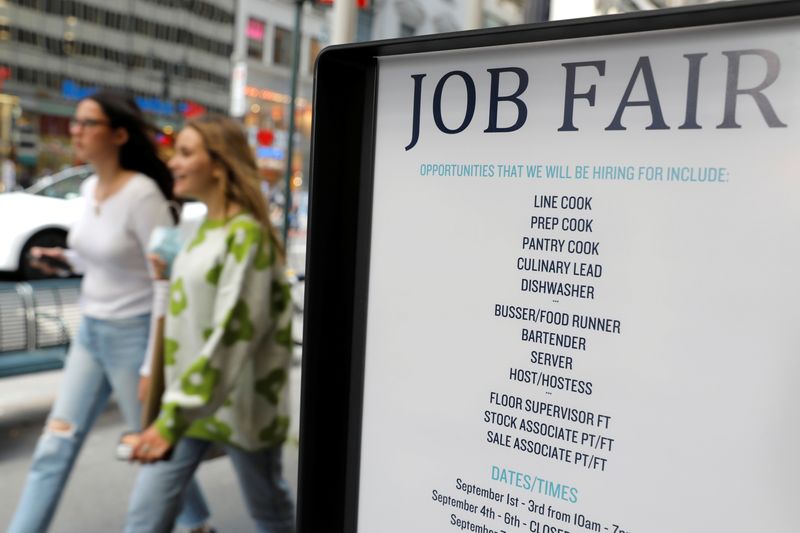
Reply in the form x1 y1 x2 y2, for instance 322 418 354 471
0 165 92 279
0 165 206 279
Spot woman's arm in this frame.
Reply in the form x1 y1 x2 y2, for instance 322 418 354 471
131 187 175 389
138 278 170 401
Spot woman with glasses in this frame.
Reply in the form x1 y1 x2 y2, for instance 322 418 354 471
123 116 295 533
8 91 214 533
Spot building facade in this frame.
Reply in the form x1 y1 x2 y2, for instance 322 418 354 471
231 0 327 188
0 0 235 176
230 0 522 188
367 0 523 41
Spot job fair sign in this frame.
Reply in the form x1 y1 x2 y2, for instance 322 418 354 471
354 13 799 533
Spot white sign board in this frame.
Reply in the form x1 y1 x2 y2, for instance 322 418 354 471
358 17 799 533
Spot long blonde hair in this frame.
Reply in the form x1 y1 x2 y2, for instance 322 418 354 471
187 115 285 259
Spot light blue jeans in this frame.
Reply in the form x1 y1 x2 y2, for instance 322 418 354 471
125 437 295 533
8 314 211 533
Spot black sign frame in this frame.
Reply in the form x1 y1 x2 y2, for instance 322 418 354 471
296 2 800 531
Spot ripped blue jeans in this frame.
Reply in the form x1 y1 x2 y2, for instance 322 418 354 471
8 314 211 532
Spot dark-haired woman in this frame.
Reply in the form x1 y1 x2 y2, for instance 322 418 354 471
8 92 213 533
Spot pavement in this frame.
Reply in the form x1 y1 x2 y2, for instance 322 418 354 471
0 366 302 532
0 371 63 424
0 228 308 530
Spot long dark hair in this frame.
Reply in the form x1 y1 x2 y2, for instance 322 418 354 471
86 90 177 222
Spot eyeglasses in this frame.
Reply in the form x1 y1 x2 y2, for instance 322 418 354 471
69 118 109 131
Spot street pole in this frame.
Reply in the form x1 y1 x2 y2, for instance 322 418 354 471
283 0 306 248
466 0 483 29
331 0 357 44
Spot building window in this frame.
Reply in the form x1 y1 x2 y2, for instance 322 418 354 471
273 26 292 67
399 23 415 37
247 17 265 59
308 37 321 74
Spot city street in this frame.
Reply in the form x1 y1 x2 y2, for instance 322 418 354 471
0 365 302 532
0 224 306 532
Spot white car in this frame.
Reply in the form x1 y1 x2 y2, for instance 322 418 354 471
0 166 93 279
0 166 206 279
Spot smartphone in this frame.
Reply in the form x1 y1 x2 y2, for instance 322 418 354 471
115 441 134 461
115 432 138 461
115 432 174 462
31 254 72 273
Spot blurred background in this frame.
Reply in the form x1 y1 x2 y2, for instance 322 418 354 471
0 0 731 195
0 0 732 531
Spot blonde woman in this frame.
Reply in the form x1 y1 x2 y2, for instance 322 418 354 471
124 116 295 533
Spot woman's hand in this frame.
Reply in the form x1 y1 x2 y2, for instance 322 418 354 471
132 425 172 463
28 247 70 276
147 253 169 280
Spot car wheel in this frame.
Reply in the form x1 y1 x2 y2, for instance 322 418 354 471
19 229 69 280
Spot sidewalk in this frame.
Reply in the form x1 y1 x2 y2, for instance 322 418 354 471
0 367 302 532
0 370 62 427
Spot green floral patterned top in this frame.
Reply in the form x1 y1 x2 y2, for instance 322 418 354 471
154 213 293 451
